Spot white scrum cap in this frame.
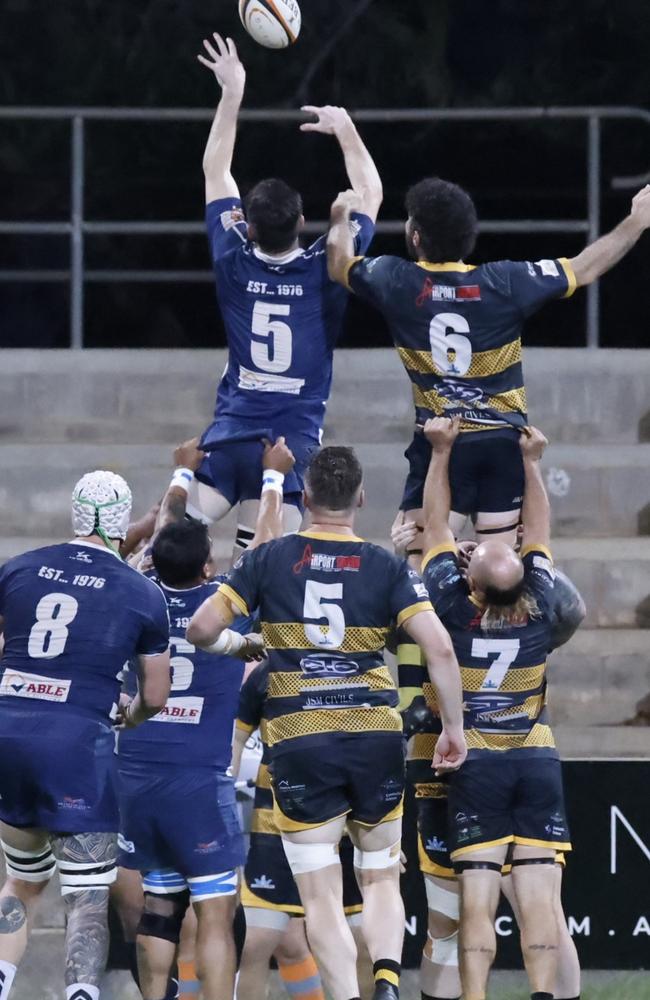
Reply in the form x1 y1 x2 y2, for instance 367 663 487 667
71 470 132 541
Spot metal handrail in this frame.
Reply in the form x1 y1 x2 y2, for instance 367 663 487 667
1 104 648 348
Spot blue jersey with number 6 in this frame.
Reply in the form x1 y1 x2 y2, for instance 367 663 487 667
205 198 374 443
0 541 169 725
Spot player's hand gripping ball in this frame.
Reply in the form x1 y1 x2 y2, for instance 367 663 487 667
238 0 301 48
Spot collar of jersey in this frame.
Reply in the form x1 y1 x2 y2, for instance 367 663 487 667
416 261 476 272
253 246 305 265
161 582 208 593
67 539 121 559
298 529 364 543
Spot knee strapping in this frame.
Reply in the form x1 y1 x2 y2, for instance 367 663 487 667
57 857 117 896
1 840 56 884
510 857 556 867
137 890 190 944
427 930 459 967
424 879 459 920
454 860 502 875
282 839 339 876
353 841 401 871
235 524 255 551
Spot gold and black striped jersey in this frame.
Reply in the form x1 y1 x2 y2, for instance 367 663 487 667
346 256 576 433
220 530 433 755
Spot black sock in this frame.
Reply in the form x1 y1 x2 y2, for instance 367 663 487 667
422 995 462 1000
234 902 247 968
531 993 554 1000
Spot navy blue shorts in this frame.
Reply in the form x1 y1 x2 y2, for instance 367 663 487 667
270 735 405 830
448 754 572 861
400 428 524 515
0 708 119 833
196 424 319 510
414 779 453 879
117 765 245 879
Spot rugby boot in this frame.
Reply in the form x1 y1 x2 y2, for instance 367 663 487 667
372 982 399 1000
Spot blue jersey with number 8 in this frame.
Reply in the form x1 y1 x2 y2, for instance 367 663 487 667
206 199 374 442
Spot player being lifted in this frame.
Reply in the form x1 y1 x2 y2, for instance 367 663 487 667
0 472 171 1000
188 446 466 1000
190 33 382 555
328 181 650 547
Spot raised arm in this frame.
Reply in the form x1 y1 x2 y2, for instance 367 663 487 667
421 416 461 557
403 610 466 772
568 184 650 287
327 190 363 285
198 33 246 203
519 426 551 552
301 106 383 222
155 437 206 533
250 438 296 549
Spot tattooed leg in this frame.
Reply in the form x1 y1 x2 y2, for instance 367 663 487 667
0 823 53 968
51 832 117 991
511 847 560 995
456 847 508 1000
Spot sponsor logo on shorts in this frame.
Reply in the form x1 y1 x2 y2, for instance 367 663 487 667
151 696 204 725
425 836 447 853
0 670 71 703
117 834 135 854
195 839 220 855
250 874 276 890
58 796 89 812
293 544 361 574
300 654 359 677
416 278 481 306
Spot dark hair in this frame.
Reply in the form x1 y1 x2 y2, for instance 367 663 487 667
306 447 363 512
405 177 478 262
152 520 211 588
245 178 303 253
483 579 526 607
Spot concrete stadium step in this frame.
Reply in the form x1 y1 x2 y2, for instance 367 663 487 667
554 725 650 758
1 348 650 445
551 538 650 628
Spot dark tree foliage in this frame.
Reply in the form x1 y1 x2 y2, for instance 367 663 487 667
1 0 649 347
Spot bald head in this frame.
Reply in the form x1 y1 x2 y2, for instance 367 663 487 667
467 540 524 604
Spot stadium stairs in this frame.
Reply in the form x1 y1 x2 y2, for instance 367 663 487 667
0 348 648 998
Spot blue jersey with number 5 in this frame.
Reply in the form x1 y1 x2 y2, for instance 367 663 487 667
0 541 169 725
206 198 374 441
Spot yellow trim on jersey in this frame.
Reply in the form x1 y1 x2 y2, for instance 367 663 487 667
298 529 364 542
558 257 577 298
217 583 249 617
413 383 527 419
273 801 349 833
257 763 272 789
451 835 513 860
421 682 440 710
414 782 447 800
397 600 433 627
266 705 403 747
513 836 572 852
460 663 546 693
354 799 404 827
251 807 281 837
410 732 440 761
465 722 555 752
417 261 477 273
468 594 485 610
398 686 422 711
422 542 458 573
520 543 553 562
261 622 390 653
235 719 255 734
342 255 364 290
397 642 425 665
398 340 522 380
241 882 304 915
268 665 395 699
418 835 454 878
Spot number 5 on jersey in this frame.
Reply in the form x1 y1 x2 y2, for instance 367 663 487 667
303 581 345 648
251 301 292 373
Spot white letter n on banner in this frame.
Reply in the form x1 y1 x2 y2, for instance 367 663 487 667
610 806 650 874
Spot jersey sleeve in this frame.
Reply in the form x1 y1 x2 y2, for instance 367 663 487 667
236 662 269 734
521 544 556 612
206 197 248 265
345 254 404 308
497 258 577 316
219 546 265 617
387 556 434 628
421 544 466 621
350 212 375 255
136 582 171 656
548 569 585 650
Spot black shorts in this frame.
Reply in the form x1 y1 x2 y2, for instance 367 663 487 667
415 779 454 879
270 735 405 831
400 427 524 516
447 754 572 861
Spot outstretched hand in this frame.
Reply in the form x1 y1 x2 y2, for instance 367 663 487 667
300 105 353 137
330 189 363 223
198 33 246 99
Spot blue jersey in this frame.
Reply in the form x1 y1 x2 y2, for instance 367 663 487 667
119 578 254 770
204 198 374 443
347 255 576 432
0 541 169 725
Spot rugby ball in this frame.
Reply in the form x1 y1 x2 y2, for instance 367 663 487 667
238 0 301 49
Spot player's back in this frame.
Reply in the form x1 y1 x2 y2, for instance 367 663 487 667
220 529 432 755
119 579 250 771
347 254 575 430
0 540 169 726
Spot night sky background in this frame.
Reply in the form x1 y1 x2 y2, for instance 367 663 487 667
2 0 650 348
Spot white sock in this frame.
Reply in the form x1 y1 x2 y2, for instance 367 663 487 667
65 985 100 1000
0 961 17 999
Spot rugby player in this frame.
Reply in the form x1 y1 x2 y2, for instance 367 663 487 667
191 32 382 554
188 445 467 1000
419 417 572 1000
0 472 171 1000
328 182 650 545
